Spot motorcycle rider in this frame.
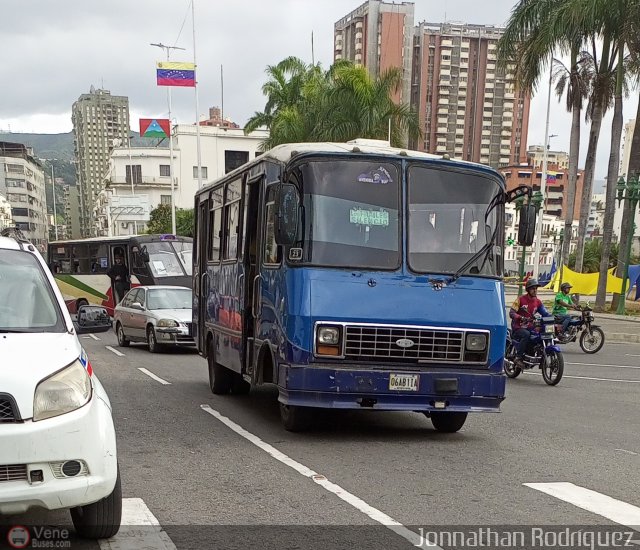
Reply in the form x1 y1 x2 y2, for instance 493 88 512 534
509 279 551 368
553 282 580 336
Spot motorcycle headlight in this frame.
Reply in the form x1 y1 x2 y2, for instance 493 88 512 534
157 319 179 327
33 360 92 422
545 324 555 334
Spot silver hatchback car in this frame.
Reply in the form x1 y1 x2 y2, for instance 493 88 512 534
114 285 194 352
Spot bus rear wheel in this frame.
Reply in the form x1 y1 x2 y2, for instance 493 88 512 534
207 340 233 395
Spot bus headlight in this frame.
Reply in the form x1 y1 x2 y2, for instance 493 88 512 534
316 325 342 356
465 333 487 351
33 361 92 422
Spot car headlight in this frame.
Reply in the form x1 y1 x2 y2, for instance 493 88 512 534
465 333 487 351
315 325 342 356
33 360 92 422
157 319 179 327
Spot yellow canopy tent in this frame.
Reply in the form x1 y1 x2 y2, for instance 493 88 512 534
544 266 623 295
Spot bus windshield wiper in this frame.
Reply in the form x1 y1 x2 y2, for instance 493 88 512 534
449 226 499 283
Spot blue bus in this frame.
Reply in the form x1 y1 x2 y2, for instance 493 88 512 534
193 140 534 432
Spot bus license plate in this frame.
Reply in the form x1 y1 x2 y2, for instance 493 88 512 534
389 374 419 391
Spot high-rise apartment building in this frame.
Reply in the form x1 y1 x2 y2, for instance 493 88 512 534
410 22 530 168
72 87 130 237
63 184 82 239
0 141 47 248
334 1 415 104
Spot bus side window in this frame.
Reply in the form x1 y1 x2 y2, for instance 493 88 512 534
73 244 91 274
264 186 281 265
89 244 109 273
224 180 242 260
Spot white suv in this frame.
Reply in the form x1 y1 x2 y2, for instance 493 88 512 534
0 232 121 539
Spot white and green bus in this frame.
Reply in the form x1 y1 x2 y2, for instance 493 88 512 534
47 234 193 315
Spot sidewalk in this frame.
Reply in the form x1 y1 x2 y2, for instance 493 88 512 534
504 287 640 344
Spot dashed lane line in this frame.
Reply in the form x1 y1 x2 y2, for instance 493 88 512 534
99 497 176 549
89 333 101 340
106 346 125 357
568 361 640 370
525 482 640 531
138 367 171 385
200 404 428 549
523 371 640 383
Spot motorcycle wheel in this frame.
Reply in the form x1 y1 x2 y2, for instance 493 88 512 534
504 342 522 378
579 327 605 354
542 350 564 386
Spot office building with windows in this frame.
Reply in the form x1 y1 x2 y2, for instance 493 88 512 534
72 86 130 237
0 141 47 248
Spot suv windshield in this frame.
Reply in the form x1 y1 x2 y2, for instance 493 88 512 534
407 165 503 276
298 159 400 270
0 249 65 332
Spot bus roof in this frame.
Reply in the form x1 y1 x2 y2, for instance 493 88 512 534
197 140 503 196
48 234 192 246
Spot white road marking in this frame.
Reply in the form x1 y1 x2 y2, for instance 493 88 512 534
615 449 639 456
525 482 640 531
99 497 176 549
106 346 125 357
523 372 640 383
200 404 428 548
138 367 171 385
568 361 640 370
89 333 101 341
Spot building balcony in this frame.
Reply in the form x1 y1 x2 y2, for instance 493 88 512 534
108 176 171 187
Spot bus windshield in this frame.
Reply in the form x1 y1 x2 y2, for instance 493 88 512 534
145 241 193 278
407 165 503 276
299 160 400 270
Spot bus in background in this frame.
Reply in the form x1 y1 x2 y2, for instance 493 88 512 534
48 234 193 315
193 139 534 432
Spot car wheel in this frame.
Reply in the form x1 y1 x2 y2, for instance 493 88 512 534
116 323 130 347
70 465 122 539
147 326 162 353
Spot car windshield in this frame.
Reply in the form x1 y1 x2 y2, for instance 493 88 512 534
144 242 192 277
147 288 192 310
407 165 503 276
298 159 400 270
0 249 66 332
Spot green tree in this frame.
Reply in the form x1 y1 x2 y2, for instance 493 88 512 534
147 205 194 237
568 239 620 273
245 57 420 149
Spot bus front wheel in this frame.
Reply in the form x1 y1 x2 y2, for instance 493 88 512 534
427 411 468 433
279 403 313 432
207 341 233 395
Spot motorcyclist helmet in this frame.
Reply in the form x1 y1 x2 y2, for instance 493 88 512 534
525 278 541 291
560 282 572 292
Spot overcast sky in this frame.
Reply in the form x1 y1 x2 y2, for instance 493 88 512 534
1 0 637 180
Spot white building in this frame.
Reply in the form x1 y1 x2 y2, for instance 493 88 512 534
0 141 47 248
95 125 269 237
504 202 578 275
613 119 639 242
587 192 606 239
0 193 12 230
527 145 569 170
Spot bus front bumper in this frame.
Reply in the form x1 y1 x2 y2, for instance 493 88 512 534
277 363 506 412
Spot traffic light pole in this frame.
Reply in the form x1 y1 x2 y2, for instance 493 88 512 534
517 245 527 297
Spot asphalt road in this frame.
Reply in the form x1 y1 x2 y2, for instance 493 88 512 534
3 332 640 549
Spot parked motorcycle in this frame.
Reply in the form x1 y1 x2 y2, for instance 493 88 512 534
504 314 564 385
554 305 605 354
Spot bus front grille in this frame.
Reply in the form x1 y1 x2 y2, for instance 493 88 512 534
344 325 464 363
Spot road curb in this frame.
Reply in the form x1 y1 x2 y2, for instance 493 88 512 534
608 333 640 344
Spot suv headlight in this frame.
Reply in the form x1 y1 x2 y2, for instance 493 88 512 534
157 319 179 328
33 360 92 421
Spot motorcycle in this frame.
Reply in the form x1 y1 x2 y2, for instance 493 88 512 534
504 314 564 385
554 305 605 354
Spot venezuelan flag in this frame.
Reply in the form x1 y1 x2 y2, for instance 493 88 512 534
156 61 196 87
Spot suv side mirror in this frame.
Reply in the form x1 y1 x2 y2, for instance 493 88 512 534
517 204 537 246
275 183 300 246
74 305 112 334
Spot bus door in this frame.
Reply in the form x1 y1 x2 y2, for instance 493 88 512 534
195 198 209 352
109 244 130 305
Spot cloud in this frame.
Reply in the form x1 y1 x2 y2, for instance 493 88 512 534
1 0 635 180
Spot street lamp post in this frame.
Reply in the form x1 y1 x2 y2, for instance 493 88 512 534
615 175 640 315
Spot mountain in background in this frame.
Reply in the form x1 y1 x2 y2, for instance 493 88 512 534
0 132 75 161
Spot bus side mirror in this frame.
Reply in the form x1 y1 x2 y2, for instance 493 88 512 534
275 183 300 246
517 204 537 246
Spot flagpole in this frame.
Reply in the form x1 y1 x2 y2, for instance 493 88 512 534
151 41 185 236
192 0 203 190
